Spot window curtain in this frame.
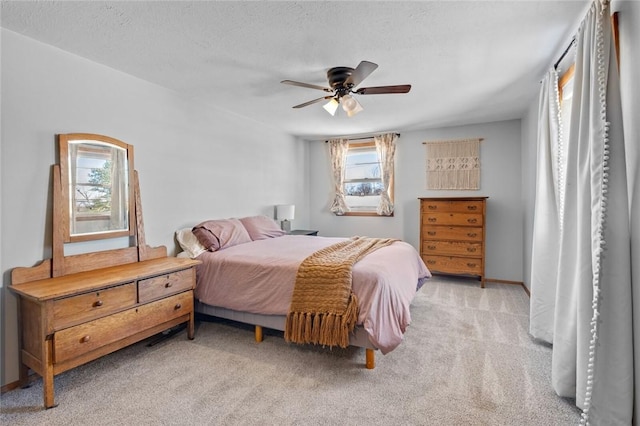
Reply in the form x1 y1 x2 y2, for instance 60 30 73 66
328 138 349 215
374 133 397 216
530 1 632 424
529 69 562 343
110 147 127 230
69 143 78 234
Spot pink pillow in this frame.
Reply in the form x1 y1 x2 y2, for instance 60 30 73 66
239 215 286 240
192 218 252 251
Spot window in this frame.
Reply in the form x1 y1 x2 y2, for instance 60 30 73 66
328 134 397 216
74 146 114 220
68 142 130 236
343 141 393 216
558 63 574 142
557 63 574 218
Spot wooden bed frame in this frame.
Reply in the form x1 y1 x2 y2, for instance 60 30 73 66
194 300 377 369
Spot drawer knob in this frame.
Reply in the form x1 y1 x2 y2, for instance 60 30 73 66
427 245 436 250
467 263 477 267
81 335 91 343
427 231 436 236
428 218 436 222
165 282 173 288
174 303 182 310
467 248 477 252
467 233 477 237
428 205 437 210
467 206 477 211
93 300 103 308
467 218 478 224
427 260 436 265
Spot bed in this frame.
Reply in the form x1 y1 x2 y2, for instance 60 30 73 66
176 215 431 369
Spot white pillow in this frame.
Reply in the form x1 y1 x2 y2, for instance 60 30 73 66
175 228 207 258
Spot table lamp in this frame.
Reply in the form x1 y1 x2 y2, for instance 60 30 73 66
276 204 295 232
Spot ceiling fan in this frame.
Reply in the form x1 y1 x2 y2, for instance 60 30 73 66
281 61 411 117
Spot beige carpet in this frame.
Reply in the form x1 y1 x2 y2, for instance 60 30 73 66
0 276 581 425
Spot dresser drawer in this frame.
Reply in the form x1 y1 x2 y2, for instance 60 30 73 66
422 226 483 242
138 268 194 303
421 200 484 214
422 255 483 275
422 212 483 226
54 291 193 363
421 241 483 257
53 282 136 330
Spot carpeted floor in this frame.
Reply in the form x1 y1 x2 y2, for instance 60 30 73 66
0 276 581 425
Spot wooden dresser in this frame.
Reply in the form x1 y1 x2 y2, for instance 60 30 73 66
419 197 488 287
11 257 199 408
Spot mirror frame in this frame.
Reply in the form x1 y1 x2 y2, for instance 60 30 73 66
58 133 135 243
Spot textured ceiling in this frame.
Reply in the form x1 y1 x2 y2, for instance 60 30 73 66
1 1 588 139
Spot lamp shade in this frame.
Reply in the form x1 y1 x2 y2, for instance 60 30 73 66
323 98 339 116
342 95 363 117
276 204 295 221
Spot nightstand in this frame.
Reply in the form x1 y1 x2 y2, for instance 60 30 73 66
289 229 319 236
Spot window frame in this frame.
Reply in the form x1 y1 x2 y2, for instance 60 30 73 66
341 140 394 217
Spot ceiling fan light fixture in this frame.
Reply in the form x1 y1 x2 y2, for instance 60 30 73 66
282 61 409 116
323 98 339 116
342 95 363 117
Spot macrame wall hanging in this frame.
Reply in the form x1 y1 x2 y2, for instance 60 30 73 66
423 138 482 190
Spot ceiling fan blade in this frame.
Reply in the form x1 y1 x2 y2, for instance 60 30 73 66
355 84 412 95
346 61 378 87
281 80 332 92
292 96 334 109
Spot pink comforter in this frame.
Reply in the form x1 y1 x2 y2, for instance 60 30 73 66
194 235 431 354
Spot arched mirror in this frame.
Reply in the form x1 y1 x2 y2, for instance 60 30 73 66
59 133 135 242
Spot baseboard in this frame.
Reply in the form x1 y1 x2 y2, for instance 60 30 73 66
0 372 37 394
0 381 16 394
484 278 530 297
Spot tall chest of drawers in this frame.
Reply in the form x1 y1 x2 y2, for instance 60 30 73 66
419 197 488 287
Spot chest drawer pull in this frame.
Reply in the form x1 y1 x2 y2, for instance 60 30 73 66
427 245 436 250
467 218 478 224
428 218 437 222
467 263 477 267
81 335 91 343
427 231 436 236
467 233 477 238
467 205 477 211
427 260 436 265
165 282 173 288
467 248 477 253
93 300 103 308
428 205 437 210
174 303 182 310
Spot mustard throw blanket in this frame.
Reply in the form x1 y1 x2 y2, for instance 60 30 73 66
284 236 396 348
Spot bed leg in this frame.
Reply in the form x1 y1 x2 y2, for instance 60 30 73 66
255 325 263 343
365 348 375 369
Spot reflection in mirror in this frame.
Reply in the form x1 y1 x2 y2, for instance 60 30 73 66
70 141 128 235
59 134 134 243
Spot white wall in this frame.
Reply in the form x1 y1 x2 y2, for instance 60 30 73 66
0 29 309 387
308 120 523 283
